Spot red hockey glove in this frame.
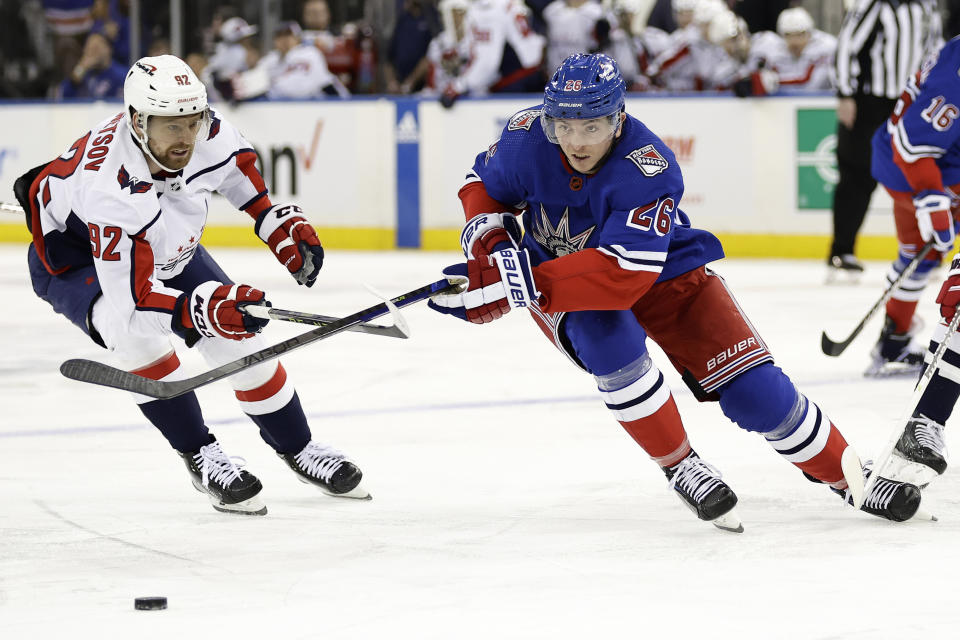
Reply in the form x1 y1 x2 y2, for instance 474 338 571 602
936 254 960 321
427 248 539 323
460 212 522 260
172 281 270 345
915 190 957 254
255 203 325 287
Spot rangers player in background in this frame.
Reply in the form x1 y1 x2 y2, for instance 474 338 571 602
869 36 960 483
15 55 367 516
867 37 960 378
429 53 925 529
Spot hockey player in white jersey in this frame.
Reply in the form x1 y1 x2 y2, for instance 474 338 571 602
425 0 471 95
749 7 837 92
543 0 608 75
642 0 725 92
440 0 546 107
15 55 367 516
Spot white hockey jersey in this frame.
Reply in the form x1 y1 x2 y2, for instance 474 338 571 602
749 29 836 91
543 0 606 74
643 24 713 91
451 0 545 95
259 44 347 99
425 30 470 92
28 110 272 338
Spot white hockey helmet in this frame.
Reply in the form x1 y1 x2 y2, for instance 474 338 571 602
693 0 726 26
124 54 210 172
673 0 698 13
707 10 739 45
776 7 814 36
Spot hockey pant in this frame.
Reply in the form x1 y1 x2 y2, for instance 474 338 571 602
913 321 960 425
883 187 957 333
28 244 311 454
529 267 850 486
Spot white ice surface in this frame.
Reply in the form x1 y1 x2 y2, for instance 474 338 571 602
2 247 959 638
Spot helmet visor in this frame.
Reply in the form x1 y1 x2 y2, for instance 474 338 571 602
542 113 620 146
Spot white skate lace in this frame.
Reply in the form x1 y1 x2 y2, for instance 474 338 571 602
294 442 347 481
912 417 947 455
669 456 724 503
195 441 246 489
862 476 900 510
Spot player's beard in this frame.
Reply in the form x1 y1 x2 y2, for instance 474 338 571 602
153 143 195 171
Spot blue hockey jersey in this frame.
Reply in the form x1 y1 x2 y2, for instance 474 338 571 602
872 36 960 193
463 105 724 312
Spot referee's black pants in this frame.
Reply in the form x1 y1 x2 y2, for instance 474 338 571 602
829 94 898 258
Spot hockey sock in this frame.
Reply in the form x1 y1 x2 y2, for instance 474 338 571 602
764 395 849 486
885 299 919 334
913 371 960 424
131 351 211 452
597 357 690 467
245 391 311 454
139 393 211 452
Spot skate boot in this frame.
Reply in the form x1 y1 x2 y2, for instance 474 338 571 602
180 435 266 515
865 315 925 377
280 441 370 500
665 451 742 533
826 254 864 284
832 462 924 522
888 415 947 487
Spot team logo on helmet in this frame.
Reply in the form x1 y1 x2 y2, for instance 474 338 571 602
626 145 669 177
117 165 152 194
135 61 157 75
508 108 541 131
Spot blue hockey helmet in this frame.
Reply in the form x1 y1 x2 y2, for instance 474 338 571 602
542 53 626 144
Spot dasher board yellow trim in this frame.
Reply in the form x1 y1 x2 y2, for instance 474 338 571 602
0 223 395 251
0 223 899 260
422 228 900 260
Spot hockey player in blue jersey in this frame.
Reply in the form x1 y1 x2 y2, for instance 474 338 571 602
869 36 960 486
429 53 925 530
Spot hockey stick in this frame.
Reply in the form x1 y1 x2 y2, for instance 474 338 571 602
862 304 960 512
0 201 24 215
60 278 460 399
241 304 408 338
821 241 935 357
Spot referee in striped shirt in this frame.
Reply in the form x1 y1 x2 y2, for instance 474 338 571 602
828 0 942 275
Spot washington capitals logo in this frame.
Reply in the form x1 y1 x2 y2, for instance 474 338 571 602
117 165 152 194
531 205 595 256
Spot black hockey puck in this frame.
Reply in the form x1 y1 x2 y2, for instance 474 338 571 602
134 597 167 610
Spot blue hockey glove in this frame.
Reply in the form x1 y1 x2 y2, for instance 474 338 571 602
914 190 957 253
428 248 539 323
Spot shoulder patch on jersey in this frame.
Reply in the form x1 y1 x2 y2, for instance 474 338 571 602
207 113 221 140
117 165 152 194
625 144 669 177
485 141 498 164
508 109 542 131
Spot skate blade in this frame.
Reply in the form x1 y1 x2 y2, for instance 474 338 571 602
210 496 268 516
710 508 744 533
323 483 372 500
882 455 942 488
841 446 865 509
863 362 924 378
825 270 862 286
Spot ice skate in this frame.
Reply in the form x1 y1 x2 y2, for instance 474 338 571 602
833 461 929 522
825 254 864 285
665 451 742 533
180 435 267 515
884 416 948 487
865 316 925 377
280 441 370 500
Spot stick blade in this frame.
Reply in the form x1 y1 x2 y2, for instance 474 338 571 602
364 284 411 338
60 359 169 399
821 331 848 357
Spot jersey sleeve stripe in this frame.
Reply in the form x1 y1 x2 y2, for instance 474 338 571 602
185 148 257 186
598 245 666 272
129 232 177 315
132 209 163 238
891 120 946 160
